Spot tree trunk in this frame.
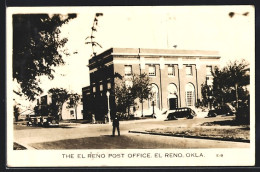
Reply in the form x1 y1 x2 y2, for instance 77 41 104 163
128 105 130 118
15 116 18 122
141 100 143 117
58 105 63 121
235 83 239 109
75 105 78 120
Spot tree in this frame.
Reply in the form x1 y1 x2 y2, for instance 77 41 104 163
67 93 81 120
212 59 250 109
201 82 210 107
114 77 134 116
13 105 20 122
114 73 152 117
48 88 69 120
13 14 77 101
132 73 152 116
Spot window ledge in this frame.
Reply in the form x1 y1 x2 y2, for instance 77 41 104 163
168 75 175 78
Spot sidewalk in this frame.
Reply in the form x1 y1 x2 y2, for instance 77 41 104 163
13 115 250 150
60 118 163 128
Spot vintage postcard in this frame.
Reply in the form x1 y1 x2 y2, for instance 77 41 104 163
6 6 255 167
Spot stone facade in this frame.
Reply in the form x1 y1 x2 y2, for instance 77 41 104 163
82 48 220 120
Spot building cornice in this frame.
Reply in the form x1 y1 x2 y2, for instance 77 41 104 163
111 52 220 58
113 59 220 65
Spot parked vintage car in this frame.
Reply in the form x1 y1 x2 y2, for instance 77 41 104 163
207 103 236 117
26 115 39 126
41 115 59 127
167 107 196 120
27 115 59 127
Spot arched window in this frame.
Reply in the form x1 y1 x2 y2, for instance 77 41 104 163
167 83 178 95
149 84 160 109
185 83 195 107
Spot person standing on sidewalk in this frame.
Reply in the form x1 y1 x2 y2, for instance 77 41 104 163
112 115 120 136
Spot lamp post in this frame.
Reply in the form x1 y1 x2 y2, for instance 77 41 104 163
106 91 111 123
152 100 155 118
208 86 213 110
127 89 131 118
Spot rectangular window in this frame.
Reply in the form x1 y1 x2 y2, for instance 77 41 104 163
41 95 47 105
186 91 193 106
168 65 175 76
125 65 132 76
92 86 96 93
186 66 192 76
100 83 103 91
70 110 74 116
149 65 156 76
107 82 111 89
206 66 212 76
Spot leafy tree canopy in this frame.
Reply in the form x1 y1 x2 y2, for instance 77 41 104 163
114 73 152 115
67 93 81 109
13 14 77 101
48 88 69 116
212 59 249 107
48 88 69 105
67 93 81 120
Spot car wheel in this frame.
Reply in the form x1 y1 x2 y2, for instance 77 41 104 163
187 115 193 119
172 115 177 120
208 112 216 117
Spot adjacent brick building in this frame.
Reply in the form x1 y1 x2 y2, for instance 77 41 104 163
82 48 220 120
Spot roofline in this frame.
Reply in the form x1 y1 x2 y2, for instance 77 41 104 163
91 47 220 59
111 52 220 58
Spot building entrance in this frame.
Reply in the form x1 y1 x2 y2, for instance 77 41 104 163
167 83 178 110
169 98 178 110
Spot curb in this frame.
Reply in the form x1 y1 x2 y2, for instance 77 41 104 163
128 130 250 143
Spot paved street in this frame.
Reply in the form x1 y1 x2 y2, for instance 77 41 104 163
13 116 250 149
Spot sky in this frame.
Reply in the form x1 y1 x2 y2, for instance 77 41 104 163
8 6 254 110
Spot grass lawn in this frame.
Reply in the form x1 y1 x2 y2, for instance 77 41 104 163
145 119 250 142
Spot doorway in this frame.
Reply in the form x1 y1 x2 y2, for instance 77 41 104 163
167 83 178 110
169 98 178 110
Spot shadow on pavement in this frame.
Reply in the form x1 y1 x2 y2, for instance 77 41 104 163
101 135 117 137
58 125 75 129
